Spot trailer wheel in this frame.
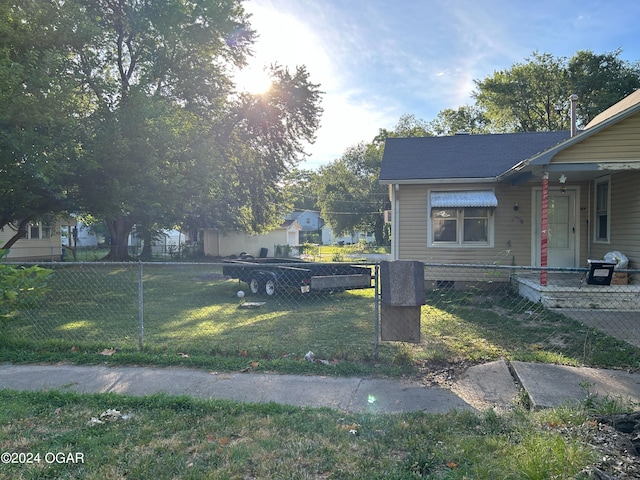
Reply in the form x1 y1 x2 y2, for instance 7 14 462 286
264 278 277 296
248 278 261 295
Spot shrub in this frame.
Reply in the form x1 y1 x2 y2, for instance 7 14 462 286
0 263 52 322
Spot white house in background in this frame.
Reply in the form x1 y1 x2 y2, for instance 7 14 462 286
201 219 301 258
288 210 322 232
287 210 375 245
75 222 101 247
321 227 375 245
1 217 77 261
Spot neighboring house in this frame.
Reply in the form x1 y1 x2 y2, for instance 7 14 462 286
321 226 375 245
0 217 77 261
380 90 640 273
287 210 324 243
287 209 376 245
201 219 301 258
75 222 101 247
288 210 322 232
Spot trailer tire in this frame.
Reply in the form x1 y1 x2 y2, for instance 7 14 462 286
248 277 261 295
264 278 277 296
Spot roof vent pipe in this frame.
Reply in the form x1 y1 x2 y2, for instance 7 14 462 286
570 94 578 137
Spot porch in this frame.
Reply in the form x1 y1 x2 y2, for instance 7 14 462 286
514 271 640 348
515 271 640 310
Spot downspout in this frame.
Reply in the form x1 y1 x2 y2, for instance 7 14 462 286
540 172 549 286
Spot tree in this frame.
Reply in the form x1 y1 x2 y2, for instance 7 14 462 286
315 143 386 245
473 50 640 132
282 168 320 212
0 1 81 249
316 114 434 246
473 52 570 132
316 133 401 246
64 0 253 259
568 49 640 125
177 64 323 240
427 105 491 136
374 114 431 142
65 1 321 259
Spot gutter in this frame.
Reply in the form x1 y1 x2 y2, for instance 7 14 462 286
380 177 497 185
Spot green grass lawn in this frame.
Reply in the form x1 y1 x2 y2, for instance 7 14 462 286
0 389 614 480
2 262 639 479
2 262 640 375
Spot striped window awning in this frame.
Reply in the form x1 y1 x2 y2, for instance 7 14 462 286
430 190 498 208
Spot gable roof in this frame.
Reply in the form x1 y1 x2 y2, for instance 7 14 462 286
500 90 640 177
380 131 571 183
585 88 640 129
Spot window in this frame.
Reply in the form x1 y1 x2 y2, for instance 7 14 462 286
429 191 496 247
432 207 490 245
29 222 40 240
594 177 610 243
433 209 458 242
42 221 53 239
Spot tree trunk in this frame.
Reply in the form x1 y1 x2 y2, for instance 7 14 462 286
374 214 385 246
140 229 153 260
0 219 31 250
105 214 135 261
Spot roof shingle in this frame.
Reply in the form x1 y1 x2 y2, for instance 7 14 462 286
380 131 571 182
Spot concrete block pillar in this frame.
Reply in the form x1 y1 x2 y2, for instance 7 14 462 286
379 261 425 343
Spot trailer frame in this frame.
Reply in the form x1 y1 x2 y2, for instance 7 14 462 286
222 258 373 296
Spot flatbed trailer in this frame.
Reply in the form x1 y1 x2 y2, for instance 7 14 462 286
222 258 373 296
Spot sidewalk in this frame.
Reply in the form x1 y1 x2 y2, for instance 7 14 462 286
1 361 640 413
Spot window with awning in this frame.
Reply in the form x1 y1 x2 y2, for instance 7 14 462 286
430 190 498 208
429 191 496 246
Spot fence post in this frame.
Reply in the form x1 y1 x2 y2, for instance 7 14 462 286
374 264 379 360
138 261 144 349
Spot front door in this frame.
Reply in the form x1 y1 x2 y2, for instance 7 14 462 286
533 188 578 268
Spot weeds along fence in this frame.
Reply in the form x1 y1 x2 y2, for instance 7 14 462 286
3 261 640 367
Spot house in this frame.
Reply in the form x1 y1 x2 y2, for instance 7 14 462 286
321 227 375 245
288 210 322 232
286 210 323 243
0 217 77 261
201 219 301 258
380 91 640 276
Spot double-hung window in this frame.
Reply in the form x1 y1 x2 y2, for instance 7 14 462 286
429 191 496 247
594 177 610 243
29 222 41 240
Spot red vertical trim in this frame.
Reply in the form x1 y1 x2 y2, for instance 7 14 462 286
540 173 549 286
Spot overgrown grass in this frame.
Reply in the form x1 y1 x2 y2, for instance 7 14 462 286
0 389 613 480
2 264 640 375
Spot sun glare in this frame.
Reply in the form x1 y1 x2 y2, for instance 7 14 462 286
234 64 273 94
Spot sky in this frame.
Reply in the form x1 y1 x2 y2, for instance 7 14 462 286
236 0 640 170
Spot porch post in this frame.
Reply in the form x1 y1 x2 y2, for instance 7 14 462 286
540 172 549 286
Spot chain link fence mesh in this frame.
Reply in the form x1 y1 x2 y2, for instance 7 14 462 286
3 261 639 368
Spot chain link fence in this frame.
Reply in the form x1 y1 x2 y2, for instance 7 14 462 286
3 261 639 368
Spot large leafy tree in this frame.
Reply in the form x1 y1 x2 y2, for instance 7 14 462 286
568 49 640 125
67 0 253 260
473 50 640 132
59 1 320 260
281 168 319 213
427 105 491 136
315 115 431 246
0 1 81 249
473 52 570 132
315 143 388 245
